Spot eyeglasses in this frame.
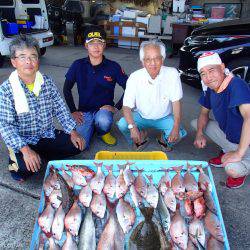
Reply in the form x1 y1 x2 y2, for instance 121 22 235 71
143 56 162 64
14 55 39 62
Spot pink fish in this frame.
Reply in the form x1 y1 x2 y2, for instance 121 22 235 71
197 164 212 191
187 239 196 250
79 184 92 207
169 205 188 250
116 198 136 234
184 163 198 192
64 200 82 236
204 211 224 242
62 231 77 250
116 164 128 199
48 237 60 250
194 196 206 219
97 200 125 250
123 162 135 186
48 189 62 209
38 203 55 237
134 168 147 199
204 188 217 214
66 164 95 182
103 165 116 199
163 188 176 212
130 184 142 207
158 168 171 195
184 198 193 217
47 167 60 189
90 192 106 219
189 216 206 248
90 162 105 194
207 235 224 250
171 166 185 199
51 205 65 241
145 174 159 208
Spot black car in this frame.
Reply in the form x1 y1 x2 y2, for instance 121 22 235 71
179 18 250 88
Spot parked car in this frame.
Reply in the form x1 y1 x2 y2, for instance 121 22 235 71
179 18 250 88
0 0 54 67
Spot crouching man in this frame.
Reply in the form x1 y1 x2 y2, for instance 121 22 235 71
192 52 250 188
0 36 85 181
117 40 187 151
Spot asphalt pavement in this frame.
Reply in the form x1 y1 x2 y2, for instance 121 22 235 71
0 45 249 249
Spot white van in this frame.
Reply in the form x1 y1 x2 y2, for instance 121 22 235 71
0 0 54 67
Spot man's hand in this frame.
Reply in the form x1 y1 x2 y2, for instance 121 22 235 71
100 105 117 114
20 146 41 172
168 127 180 143
130 126 142 144
72 111 84 125
194 133 207 148
222 151 242 167
70 130 85 151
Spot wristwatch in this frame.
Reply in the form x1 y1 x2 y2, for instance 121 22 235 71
128 124 134 129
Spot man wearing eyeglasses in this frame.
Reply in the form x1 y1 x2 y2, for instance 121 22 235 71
117 40 187 151
0 36 85 182
63 26 128 148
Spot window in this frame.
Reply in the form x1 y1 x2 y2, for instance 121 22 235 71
0 0 14 6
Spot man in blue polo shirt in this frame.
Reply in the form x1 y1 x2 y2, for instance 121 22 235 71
63 26 128 148
191 52 250 188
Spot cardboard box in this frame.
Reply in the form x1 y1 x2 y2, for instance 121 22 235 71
123 10 138 19
122 27 136 37
136 16 149 26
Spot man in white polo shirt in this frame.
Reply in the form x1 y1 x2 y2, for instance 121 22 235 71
117 40 187 151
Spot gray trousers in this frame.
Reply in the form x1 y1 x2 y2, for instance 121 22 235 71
191 119 250 178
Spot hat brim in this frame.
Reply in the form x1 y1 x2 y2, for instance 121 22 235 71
85 38 106 44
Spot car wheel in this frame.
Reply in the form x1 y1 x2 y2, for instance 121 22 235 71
40 48 46 56
227 58 250 84
0 54 4 68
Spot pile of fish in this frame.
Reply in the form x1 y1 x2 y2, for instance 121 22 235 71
36 162 226 250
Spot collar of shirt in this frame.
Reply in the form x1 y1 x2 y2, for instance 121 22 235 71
86 56 107 69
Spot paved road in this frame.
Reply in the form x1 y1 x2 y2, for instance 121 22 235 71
0 45 249 249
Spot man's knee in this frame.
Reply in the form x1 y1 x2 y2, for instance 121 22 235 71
95 111 113 131
190 119 198 131
117 117 128 132
225 162 246 178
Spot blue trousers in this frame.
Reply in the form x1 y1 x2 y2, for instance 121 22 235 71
76 109 113 148
117 111 187 145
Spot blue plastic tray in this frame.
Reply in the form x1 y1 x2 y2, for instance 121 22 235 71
30 159 230 250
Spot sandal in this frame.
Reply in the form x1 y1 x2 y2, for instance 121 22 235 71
156 138 173 152
133 138 150 151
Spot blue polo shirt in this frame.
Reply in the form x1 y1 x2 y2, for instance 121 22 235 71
65 57 127 112
199 77 250 144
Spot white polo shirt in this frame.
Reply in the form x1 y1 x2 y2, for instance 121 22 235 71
123 66 183 120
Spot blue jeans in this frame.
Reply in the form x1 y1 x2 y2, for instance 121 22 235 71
117 111 187 145
76 109 113 148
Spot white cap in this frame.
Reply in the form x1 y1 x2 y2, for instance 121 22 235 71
197 52 222 72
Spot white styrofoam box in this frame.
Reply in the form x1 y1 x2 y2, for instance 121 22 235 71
111 14 121 22
118 39 139 48
148 15 162 34
122 27 136 37
163 15 178 34
136 16 149 26
173 0 185 13
138 30 145 37
123 10 138 19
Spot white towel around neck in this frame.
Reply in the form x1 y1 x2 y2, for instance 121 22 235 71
9 70 44 114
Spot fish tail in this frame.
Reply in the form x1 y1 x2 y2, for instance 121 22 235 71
196 164 203 173
126 161 135 168
172 165 183 173
145 174 153 183
140 206 154 221
117 164 126 171
105 164 113 172
135 166 144 173
93 162 103 168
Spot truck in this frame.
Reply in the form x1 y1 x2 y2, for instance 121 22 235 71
0 0 54 67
